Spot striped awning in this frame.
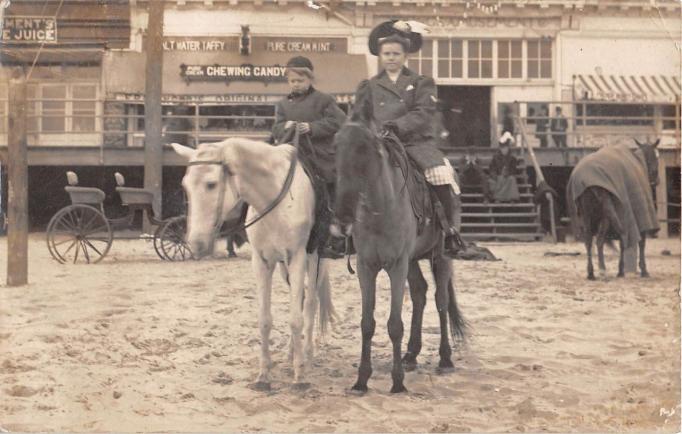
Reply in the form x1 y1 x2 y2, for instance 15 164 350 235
573 74 681 104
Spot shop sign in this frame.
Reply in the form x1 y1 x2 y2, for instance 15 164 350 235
1 16 57 43
112 92 352 104
416 16 561 30
113 93 281 104
581 91 672 104
160 37 238 51
180 64 288 83
253 37 347 53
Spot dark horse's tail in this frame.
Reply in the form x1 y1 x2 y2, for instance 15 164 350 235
447 278 468 345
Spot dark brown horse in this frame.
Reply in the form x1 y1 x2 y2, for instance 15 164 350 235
331 113 466 394
568 139 660 280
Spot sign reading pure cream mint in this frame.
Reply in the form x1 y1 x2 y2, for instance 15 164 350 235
1 16 57 43
181 64 288 83
253 37 347 53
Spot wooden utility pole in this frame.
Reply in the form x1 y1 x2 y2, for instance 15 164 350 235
144 0 164 225
7 70 28 286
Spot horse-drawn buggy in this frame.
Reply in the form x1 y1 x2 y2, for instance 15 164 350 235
46 171 191 264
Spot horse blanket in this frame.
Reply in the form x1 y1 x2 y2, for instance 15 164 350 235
567 145 659 248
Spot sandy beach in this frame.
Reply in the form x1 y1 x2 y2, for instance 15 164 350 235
0 235 680 432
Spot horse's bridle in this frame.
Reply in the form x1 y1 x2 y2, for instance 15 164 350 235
187 150 298 239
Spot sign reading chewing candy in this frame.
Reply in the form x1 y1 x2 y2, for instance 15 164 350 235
181 64 288 83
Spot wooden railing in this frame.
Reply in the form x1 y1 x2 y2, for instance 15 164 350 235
515 115 557 242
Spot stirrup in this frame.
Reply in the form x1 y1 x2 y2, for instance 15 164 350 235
320 236 346 259
444 227 467 252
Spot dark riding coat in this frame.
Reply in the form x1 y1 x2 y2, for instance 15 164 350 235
272 87 346 183
355 67 445 171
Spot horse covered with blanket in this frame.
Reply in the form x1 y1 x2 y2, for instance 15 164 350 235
567 140 660 280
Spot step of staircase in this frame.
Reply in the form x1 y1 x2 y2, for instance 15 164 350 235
462 222 540 228
463 212 539 218
456 155 544 241
463 202 536 209
461 232 544 241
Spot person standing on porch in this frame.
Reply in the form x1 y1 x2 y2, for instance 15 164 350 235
535 106 549 148
551 106 568 148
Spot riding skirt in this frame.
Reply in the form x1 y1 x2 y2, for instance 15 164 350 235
425 158 461 194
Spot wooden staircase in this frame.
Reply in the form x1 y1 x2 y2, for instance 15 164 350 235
457 152 544 242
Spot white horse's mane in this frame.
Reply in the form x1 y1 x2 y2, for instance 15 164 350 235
193 137 296 167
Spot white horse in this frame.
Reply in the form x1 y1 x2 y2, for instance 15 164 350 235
172 139 334 390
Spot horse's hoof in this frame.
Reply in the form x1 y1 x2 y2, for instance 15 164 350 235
250 381 271 392
436 365 455 375
350 383 368 395
390 384 408 394
292 382 311 391
617 273 625 278
437 359 455 374
640 272 650 278
403 361 418 372
587 274 596 281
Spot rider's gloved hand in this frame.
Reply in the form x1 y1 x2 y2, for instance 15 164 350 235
380 122 399 139
382 121 399 135
296 122 311 135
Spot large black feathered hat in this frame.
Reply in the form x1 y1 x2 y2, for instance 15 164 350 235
368 20 424 56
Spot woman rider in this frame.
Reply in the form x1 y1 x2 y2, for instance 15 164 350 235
271 56 348 258
354 20 464 257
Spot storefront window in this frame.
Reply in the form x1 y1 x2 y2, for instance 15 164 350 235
662 104 677 130
437 40 463 78
527 40 552 79
72 85 97 132
42 85 67 132
498 40 522 79
36 83 99 135
575 103 654 126
526 102 549 126
199 105 275 134
128 102 275 146
467 40 493 78
407 39 433 77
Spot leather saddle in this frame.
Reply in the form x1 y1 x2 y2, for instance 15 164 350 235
382 135 437 236
279 129 330 254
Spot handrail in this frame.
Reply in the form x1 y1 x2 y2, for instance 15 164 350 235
514 114 557 242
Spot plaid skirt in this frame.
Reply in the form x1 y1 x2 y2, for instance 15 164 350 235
425 158 461 194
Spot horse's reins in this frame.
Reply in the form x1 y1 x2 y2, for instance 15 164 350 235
187 144 298 240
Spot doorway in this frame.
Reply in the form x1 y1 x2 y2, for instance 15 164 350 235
437 85 491 148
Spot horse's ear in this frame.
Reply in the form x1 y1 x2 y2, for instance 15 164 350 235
652 138 660 148
170 143 196 160
350 80 372 126
634 138 643 148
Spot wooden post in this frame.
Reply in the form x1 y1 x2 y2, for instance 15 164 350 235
143 0 164 228
675 96 682 148
515 115 557 242
7 70 28 286
656 157 668 237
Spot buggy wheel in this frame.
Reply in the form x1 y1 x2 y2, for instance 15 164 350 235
152 223 166 260
46 204 112 264
158 216 193 261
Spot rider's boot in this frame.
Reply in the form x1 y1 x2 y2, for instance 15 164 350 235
320 182 347 259
434 185 466 258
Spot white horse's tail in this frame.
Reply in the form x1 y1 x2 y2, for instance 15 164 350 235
314 256 336 336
